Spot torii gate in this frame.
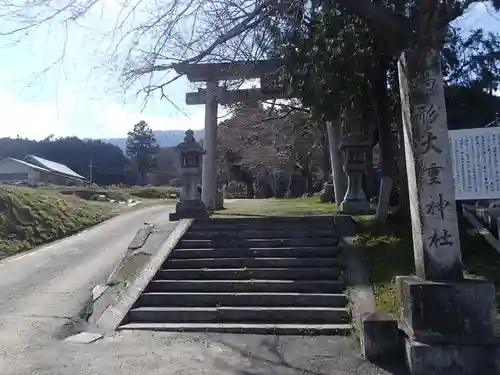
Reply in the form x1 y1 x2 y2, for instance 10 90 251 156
173 60 288 210
173 60 347 210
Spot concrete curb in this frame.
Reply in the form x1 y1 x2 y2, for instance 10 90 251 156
335 215 400 363
95 219 194 332
104 223 156 285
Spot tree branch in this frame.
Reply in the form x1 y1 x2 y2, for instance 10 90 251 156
333 0 409 39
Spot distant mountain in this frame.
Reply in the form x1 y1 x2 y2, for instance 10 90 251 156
102 129 204 152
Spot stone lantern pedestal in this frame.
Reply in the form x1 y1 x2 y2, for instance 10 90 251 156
169 130 209 221
340 134 372 214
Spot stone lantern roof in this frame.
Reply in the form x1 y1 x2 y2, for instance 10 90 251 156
176 129 205 153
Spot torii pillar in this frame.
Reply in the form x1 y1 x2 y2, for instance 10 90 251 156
202 80 218 210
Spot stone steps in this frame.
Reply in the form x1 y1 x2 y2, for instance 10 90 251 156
127 306 350 324
170 246 341 259
165 257 341 269
155 267 342 280
119 217 351 335
145 279 346 293
136 292 348 307
183 229 338 240
118 323 352 335
177 238 339 249
190 217 337 231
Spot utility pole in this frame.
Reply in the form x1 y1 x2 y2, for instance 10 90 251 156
89 159 93 187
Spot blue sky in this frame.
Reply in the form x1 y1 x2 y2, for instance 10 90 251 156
0 2 497 141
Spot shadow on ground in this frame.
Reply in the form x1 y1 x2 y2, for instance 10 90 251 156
209 334 408 375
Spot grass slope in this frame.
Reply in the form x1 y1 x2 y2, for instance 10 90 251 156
0 187 117 259
56 185 180 201
357 215 500 319
214 197 337 217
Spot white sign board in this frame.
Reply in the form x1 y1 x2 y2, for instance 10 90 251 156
449 127 500 200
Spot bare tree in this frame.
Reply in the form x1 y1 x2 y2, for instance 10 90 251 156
0 0 291 100
1 1 497 89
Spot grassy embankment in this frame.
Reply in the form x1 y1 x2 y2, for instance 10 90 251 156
219 197 500 320
0 186 119 259
0 185 179 260
54 185 180 201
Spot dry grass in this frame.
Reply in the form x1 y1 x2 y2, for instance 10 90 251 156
0 186 118 260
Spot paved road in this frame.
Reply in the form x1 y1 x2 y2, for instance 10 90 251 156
0 202 407 375
0 204 175 374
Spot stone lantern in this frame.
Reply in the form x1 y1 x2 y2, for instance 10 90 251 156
169 130 209 221
339 133 372 214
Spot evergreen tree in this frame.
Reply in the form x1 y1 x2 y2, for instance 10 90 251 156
126 121 159 185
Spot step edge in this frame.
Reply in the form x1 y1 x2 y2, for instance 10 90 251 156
130 306 351 312
119 323 352 328
166 257 342 261
149 280 345 284
140 292 347 296
158 267 343 272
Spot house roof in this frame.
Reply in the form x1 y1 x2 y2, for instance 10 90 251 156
0 157 52 173
24 155 86 181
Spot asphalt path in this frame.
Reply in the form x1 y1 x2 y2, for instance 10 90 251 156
0 201 407 375
0 204 175 373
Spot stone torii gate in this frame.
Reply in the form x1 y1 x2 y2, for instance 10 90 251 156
173 59 366 212
173 59 289 210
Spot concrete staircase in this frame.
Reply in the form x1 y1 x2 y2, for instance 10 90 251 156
118 217 351 335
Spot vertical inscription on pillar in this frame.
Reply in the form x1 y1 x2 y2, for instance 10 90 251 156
399 49 463 281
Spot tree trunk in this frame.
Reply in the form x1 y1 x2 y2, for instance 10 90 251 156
321 131 332 182
286 173 293 196
245 181 254 199
364 150 376 199
139 169 147 186
306 170 313 193
373 53 395 223
373 56 395 180
327 120 347 204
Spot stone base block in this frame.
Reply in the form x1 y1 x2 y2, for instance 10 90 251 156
340 199 371 214
361 310 401 362
169 200 208 221
405 338 500 375
396 276 497 344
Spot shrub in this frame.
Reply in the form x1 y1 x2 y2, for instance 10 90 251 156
127 186 180 199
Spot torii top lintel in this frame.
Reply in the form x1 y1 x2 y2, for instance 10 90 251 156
172 59 281 82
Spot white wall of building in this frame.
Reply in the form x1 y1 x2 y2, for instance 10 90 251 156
0 159 41 185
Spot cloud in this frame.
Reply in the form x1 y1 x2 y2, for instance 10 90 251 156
0 92 68 140
95 103 206 138
0 90 208 140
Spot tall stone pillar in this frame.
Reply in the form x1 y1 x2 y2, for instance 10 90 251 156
397 48 498 375
399 49 462 281
201 80 218 211
327 120 347 204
